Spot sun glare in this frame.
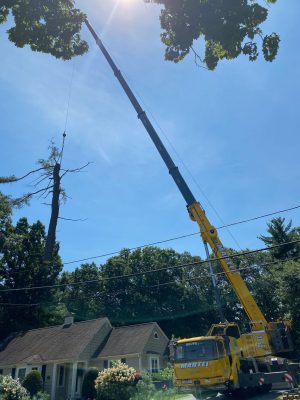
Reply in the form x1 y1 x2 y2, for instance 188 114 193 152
121 0 136 4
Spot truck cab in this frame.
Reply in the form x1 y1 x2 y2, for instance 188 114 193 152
173 336 239 391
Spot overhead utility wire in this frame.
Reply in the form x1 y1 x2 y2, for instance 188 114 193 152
63 204 300 265
1 255 299 308
1 204 299 280
1 239 299 294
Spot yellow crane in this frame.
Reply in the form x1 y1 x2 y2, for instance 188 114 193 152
85 20 299 396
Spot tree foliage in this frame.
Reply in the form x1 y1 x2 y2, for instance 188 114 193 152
0 0 88 60
1 204 300 355
0 200 63 339
22 371 43 397
82 368 99 400
258 217 300 260
1 0 281 70
60 247 220 338
146 0 280 70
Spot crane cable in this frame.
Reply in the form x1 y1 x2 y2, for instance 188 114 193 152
59 62 75 166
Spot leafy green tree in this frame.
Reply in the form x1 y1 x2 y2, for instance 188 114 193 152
258 217 300 260
0 192 12 227
0 215 63 339
98 247 216 337
273 260 300 352
0 0 88 60
214 247 281 328
1 0 280 71
146 0 280 70
60 263 104 321
61 247 220 338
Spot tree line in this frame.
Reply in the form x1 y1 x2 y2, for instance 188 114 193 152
1 192 300 354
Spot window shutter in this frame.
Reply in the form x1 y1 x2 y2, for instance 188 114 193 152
41 365 46 389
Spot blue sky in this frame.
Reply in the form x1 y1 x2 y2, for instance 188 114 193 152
1 0 299 271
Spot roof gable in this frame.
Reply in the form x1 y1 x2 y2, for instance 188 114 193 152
97 322 164 358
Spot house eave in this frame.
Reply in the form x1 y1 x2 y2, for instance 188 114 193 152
0 358 88 368
97 353 140 359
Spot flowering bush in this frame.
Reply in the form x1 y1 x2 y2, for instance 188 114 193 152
0 375 29 400
95 361 139 400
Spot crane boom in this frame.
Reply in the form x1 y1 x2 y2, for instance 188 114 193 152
85 20 267 329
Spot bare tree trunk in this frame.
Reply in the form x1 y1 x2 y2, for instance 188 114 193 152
43 163 61 264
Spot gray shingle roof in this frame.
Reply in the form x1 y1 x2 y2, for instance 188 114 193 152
0 318 109 366
98 322 158 357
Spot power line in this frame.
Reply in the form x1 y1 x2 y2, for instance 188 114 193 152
63 204 300 265
1 203 298 275
1 239 299 294
0 255 299 308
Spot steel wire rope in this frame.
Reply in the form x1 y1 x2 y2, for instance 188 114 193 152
93 35 241 251
59 62 75 166
118 62 242 250
1 239 300 294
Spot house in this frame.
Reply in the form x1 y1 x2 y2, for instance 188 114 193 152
0 317 169 400
93 323 169 373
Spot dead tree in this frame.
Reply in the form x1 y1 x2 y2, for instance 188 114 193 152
0 141 89 264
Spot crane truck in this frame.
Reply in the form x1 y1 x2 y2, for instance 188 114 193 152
85 20 300 396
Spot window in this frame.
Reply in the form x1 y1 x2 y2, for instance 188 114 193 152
0 369 3 375
121 358 126 364
41 365 46 385
58 366 65 387
76 367 84 394
103 360 108 369
18 368 26 381
154 332 159 339
149 357 159 373
217 341 225 358
174 340 218 362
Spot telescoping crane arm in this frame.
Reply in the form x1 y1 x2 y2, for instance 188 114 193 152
85 20 267 331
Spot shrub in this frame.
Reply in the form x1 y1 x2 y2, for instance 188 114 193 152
0 375 29 400
22 371 42 397
82 368 99 400
131 375 155 400
150 365 174 382
31 392 49 400
95 361 138 400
